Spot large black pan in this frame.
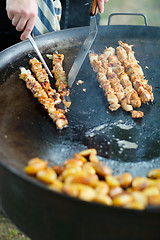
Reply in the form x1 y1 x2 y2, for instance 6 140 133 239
0 15 160 240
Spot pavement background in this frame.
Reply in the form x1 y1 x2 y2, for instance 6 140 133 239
0 0 159 239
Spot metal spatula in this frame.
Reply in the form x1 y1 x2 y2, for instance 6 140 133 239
68 0 98 88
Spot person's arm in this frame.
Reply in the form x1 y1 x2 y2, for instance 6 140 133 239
97 0 109 14
6 0 38 41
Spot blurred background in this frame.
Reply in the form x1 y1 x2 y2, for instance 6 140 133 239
0 0 160 239
100 0 160 26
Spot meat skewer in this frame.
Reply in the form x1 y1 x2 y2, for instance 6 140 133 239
19 67 68 130
100 49 133 112
89 52 120 111
89 46 145 118
117 41 154 103
102 47 143 118
51 53 71 108
103 47 141 106
29 57 67 113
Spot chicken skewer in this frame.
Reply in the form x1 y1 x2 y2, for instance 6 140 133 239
102 47 143 118
19 67 68 130
106 66 133 112
100 49 125 100
103 47 141 106
89 51 135 114
100 49 133 113
51 53 71 108
116 41 154 103
29 57 67 113
89 52 120 111
89 48 144 118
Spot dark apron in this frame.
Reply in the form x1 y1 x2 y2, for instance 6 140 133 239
60 0 100 29
0 1 21 52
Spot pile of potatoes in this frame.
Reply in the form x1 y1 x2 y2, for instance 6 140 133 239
24 149 160 210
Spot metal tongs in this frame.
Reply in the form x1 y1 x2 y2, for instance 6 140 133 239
28 34 53 78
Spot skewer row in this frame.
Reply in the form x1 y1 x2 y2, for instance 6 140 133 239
19 67 68 129
89 41 154 118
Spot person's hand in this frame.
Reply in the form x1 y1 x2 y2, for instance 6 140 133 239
6 0 38 41
97 0 109 14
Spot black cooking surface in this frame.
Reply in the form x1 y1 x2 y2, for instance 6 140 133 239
0 25 160 177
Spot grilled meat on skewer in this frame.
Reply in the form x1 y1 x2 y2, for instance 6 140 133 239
29 57 67 113
19 67 68 130
102 48 144 118
89 44 148 118
89 52 120 111
103 48 142 110
117 41 154 103
106 65 133 112
89 52 102 73
51 53 71 108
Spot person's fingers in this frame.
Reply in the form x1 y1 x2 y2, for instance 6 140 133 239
16 15 28 32
6 0 38 41
7 11 14 21
12 14 21 27
97 0 109 14
6 5 14 20
97 0 105 14
20 17 36 40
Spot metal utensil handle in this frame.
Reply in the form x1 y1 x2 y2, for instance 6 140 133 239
28 34 53 78
89 0 98 16
108 13 148 26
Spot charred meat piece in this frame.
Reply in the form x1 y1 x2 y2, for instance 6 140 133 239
19 67 68 130
89 52 120 111
29 57 67 113
51 53 71 108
